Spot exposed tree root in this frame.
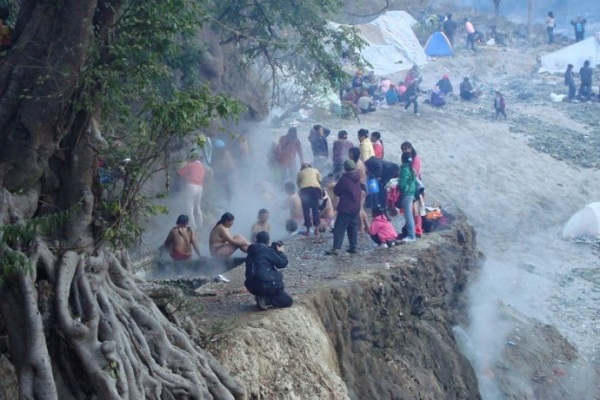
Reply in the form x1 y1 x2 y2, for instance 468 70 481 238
0 247 246 399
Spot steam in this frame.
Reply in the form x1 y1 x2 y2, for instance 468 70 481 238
137 120 297 262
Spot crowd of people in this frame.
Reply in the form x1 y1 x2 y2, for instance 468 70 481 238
160 122 430 310
337 56 515 121
158 9 599 311
270 126 426 256
340 65 425 116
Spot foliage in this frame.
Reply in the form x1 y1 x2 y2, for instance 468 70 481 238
0 204 80 281
1 203 81 246
86 0 368 245
78 0 246 246
207 0 368 104
0 246 32 283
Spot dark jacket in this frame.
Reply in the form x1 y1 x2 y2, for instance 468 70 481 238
244 243 288 292
437 78 453 95
364 157 400 184
580 66 593 85
334 169 362 214
309 127 331 158
460 80 473 95
564 69 575 87
443 19 457 36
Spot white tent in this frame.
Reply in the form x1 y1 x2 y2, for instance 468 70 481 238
329 11 427 76
562 202 600 242
539 33 600 74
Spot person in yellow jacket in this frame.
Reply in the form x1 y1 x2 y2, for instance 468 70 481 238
296 163 322 237
358 128 374 161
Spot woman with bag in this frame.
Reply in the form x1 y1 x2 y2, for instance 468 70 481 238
401 142 424 238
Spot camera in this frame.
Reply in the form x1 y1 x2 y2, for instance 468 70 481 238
271 241 283 250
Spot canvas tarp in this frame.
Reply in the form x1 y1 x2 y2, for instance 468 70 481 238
562 202 600 242
539 33 600 73
329 11 427 76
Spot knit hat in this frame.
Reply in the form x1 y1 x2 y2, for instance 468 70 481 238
343 159 356 171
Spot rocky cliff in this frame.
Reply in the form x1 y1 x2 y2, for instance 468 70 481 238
196 211 484 399
0 211 484 399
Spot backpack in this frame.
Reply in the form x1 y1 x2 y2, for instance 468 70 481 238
575 22 583 33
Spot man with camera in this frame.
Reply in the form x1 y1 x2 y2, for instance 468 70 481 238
244 231 293 310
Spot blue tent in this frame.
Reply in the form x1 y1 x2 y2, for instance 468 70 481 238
424 31 454 57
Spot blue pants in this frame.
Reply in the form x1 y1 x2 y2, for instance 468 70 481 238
400 195 416 239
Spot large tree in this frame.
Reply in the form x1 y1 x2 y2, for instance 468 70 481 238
0 0 363 398
0 0 246 398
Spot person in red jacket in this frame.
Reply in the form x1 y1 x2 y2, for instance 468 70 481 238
370 131 384 159
369 207 399 248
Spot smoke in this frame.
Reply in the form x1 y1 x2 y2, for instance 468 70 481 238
136 120 296 264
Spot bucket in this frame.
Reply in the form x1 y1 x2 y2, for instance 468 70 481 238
367 178 379 194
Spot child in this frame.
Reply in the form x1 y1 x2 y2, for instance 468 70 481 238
319 190 335 230
283 182 303 224
494 91 507 119
370 131 384 159
250 209 271 243
369 207 399 248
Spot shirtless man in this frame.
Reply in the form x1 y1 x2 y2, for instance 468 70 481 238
250 209 271 243
163 215 201 261
283 182 303 223
209 212 250 259
319 190 335 229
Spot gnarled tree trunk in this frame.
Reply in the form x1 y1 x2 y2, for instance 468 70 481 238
0 1 245 398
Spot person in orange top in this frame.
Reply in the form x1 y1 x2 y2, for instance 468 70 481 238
178 150 206 230
370 131 384 159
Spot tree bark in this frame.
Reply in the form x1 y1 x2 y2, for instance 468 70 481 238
0 1 246 398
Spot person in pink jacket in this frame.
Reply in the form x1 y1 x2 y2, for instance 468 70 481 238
369 207 399 248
